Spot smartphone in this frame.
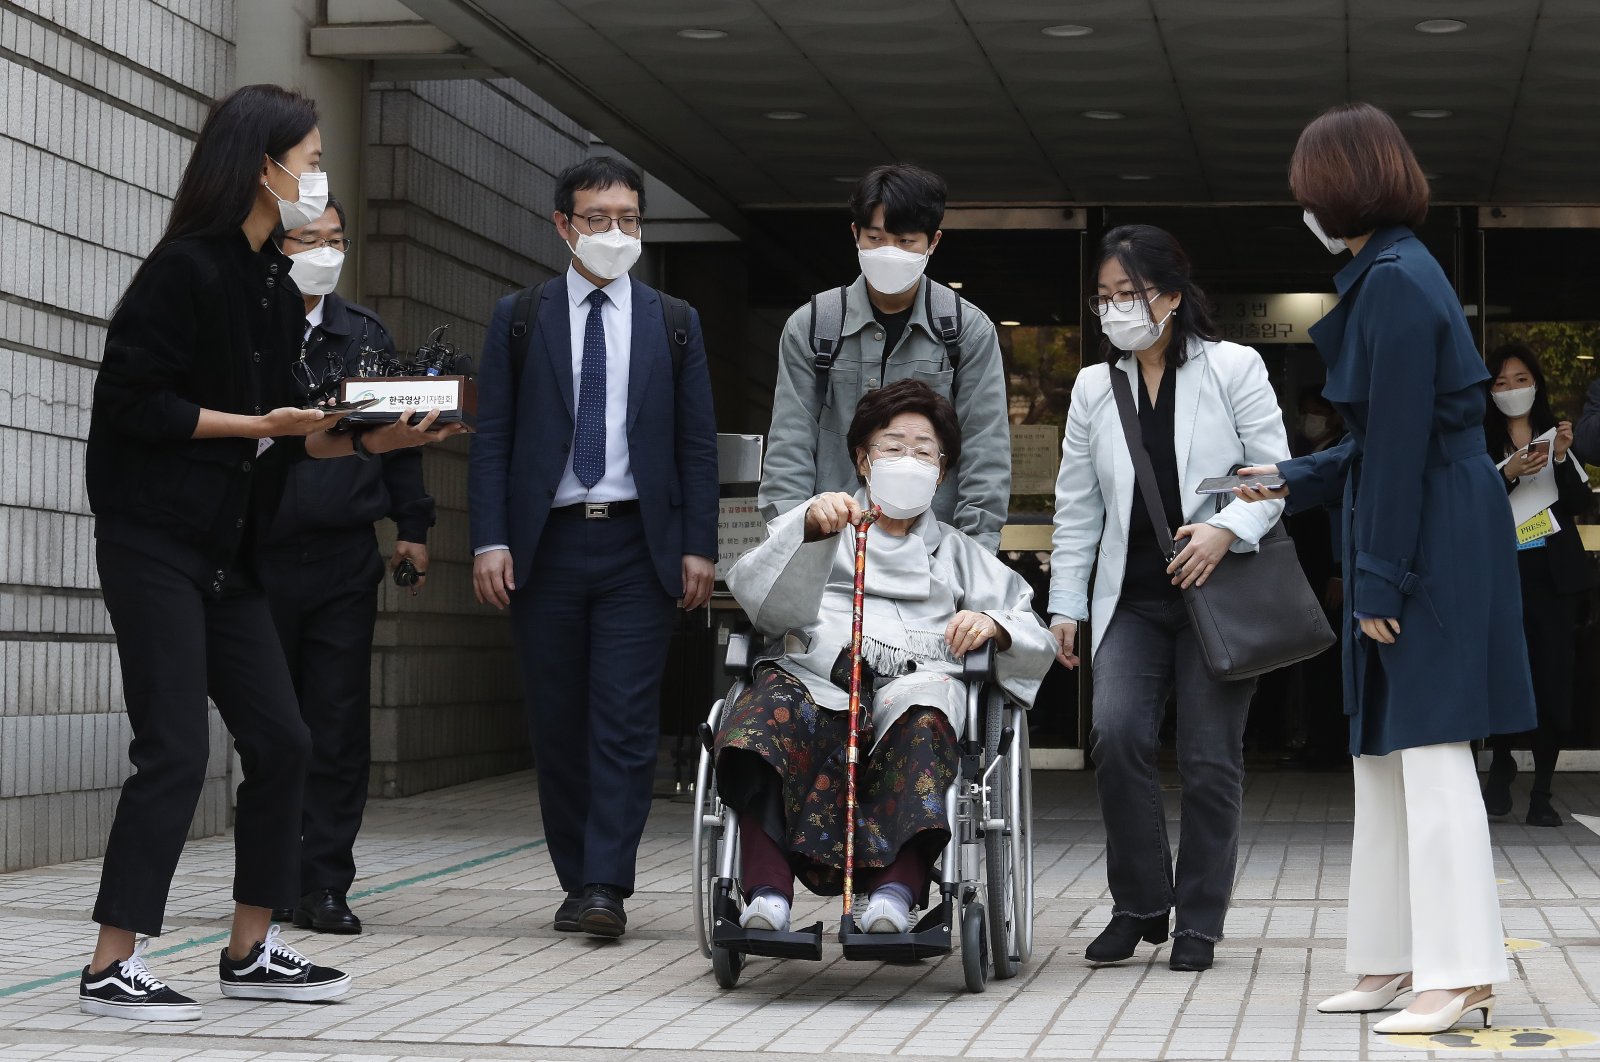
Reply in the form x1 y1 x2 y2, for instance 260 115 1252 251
1523 439 1551 461
1196 474 1285 495
317 397 383 413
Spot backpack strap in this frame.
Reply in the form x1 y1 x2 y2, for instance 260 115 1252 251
659 291 691 381
924 279 963 370
924 278 964 404
507 279 548 393
807 285 848 414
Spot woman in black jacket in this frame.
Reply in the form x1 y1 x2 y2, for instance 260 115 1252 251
1482 343 1595 826
80 84 461 1022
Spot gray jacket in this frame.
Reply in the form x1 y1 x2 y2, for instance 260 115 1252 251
758 275 1011 552
727 493 1055 748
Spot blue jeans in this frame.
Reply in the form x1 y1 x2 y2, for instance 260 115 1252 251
1090 597 1255 941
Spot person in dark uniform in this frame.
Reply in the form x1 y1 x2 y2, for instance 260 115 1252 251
263 199 436 933
1280 389 1349 768
78 84 463 1023
1481 344 1595 826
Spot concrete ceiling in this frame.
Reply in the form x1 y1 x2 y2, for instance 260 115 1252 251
401 0 1599 225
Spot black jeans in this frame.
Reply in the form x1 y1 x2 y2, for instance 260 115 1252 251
93 540 311 936
1090 597 1255 941
261 536 384 898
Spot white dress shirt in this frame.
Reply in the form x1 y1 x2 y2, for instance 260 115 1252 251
303 295 325 341
475 265 637 557
554 264 637 506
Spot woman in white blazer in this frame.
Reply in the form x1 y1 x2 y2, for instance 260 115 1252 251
1049 225 1289 972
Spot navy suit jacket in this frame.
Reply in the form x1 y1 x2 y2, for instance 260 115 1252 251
468 274 720 597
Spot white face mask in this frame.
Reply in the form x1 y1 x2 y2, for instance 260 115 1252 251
1492 385 1536 418
1303 210 1347 255
867 456 940 520
266 158 329 230
1101 298 1174 352
858 245 929 296
288 245 343 297
571 227 642 281
1301 414 1329 439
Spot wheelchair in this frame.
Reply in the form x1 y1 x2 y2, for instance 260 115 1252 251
691 631 1034 992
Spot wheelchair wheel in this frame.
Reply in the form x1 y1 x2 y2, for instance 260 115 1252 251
712 943 744 989
691 696 729 960
983 694 1020 980
960 898 989 993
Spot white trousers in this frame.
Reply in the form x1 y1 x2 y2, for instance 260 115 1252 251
1347 742 1508 990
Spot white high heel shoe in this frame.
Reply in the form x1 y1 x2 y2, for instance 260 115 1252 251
1373 989 1495 1035
1317 973 1413 1013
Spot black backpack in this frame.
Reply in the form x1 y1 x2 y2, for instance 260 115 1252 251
507 279 691 391
806 279 963 411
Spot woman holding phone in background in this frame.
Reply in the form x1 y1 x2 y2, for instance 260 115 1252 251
1481 343 1593 827
1048 225 1288 973
80 84 462 1021
1236 102 1534 1034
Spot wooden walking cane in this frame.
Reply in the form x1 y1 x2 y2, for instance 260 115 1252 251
840 504 882 935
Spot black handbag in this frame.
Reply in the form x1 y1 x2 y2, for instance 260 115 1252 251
1108 369 1335 681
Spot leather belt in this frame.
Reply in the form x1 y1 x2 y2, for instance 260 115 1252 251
553 499 640 520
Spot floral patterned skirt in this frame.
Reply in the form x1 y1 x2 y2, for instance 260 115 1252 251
714 663 958 896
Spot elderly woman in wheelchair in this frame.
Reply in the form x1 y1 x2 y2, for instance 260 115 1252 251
718 379 1056 940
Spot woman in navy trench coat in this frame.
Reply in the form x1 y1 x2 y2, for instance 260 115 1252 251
1239 103 1534 1036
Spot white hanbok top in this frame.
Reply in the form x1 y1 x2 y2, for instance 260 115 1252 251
726 494 1057 749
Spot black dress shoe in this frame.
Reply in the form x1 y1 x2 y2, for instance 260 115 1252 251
553 891 584 932
292 890 362 934
1483 754 1516 817
1085 913 1168 964
577 884 627 939
1527 791 1563 828
271 908 295 923
1169 935 1215 971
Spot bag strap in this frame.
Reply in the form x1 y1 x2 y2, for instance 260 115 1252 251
660 291 690 382
808 285 848 414
924 278 963 369
507 279 548 394
1108 367 1178 561
925 278 964 405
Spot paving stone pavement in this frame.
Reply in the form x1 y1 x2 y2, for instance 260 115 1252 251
5 768 1600 1060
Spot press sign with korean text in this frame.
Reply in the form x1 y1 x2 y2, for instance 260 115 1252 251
348 380 462 412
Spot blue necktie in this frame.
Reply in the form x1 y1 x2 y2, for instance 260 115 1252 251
573 288 608 488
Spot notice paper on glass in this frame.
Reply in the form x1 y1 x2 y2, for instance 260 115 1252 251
1498 427 1560 527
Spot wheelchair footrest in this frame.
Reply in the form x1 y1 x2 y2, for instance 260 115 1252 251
712 917 825 960
838 903 953 961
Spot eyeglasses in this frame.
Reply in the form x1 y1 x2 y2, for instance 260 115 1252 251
569 213 643 236
871 441 944 466
284 234 353 253
1089 287 1160 316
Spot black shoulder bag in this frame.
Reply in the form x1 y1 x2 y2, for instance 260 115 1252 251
1108 369 1334 681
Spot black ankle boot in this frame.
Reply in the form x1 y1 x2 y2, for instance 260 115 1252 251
1085 913 1168 964
1483 755 1516 817
1527 790 1562 828
1169 935 1215 971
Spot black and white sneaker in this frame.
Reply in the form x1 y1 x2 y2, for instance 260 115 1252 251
79 939 202 1021
218 924 352 1002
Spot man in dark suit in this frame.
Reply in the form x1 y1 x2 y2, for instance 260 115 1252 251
266 198 435 934
468 158 719 938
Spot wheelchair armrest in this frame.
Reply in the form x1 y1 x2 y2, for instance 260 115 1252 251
724 630 756 679
962 642 997 683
